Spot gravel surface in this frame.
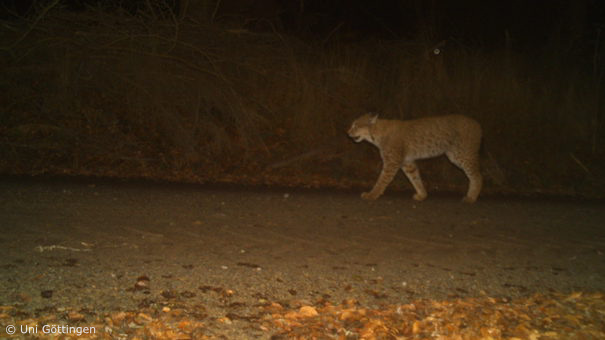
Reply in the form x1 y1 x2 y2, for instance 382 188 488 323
0 177 604 338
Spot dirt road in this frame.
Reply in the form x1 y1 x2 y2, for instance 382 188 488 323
1 177 604 338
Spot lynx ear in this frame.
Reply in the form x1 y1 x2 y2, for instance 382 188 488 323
370 114 378 124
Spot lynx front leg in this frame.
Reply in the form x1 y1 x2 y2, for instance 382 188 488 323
361 159 401 200
402 162 427 201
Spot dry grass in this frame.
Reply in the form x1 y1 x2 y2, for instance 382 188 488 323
0 7 603 197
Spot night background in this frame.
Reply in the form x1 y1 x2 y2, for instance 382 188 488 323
1 2 605 338
1 0 603 196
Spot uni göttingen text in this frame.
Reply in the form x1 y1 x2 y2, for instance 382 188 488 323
20 324 96 336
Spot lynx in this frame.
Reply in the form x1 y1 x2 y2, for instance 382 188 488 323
348 113 482 203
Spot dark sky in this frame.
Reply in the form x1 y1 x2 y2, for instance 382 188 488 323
2 0 604 48
277 0 604 47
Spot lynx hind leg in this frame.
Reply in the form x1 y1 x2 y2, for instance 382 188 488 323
402 162 427 201
446 151 482 203
362 159 401 200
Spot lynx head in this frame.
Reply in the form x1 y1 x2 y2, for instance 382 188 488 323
348 113 378 143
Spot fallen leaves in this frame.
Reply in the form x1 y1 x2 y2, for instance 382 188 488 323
67 311 86 322
0 291 603 339
133 275 150 291
284 305 318 320
264 291 605 339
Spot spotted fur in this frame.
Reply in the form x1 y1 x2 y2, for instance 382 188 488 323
348 113 482 202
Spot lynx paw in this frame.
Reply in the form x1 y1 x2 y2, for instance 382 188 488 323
361 192 379 200
462 196 477 204
412 193 427 201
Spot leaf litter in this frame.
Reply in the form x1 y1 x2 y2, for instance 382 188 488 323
1 291 603 339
